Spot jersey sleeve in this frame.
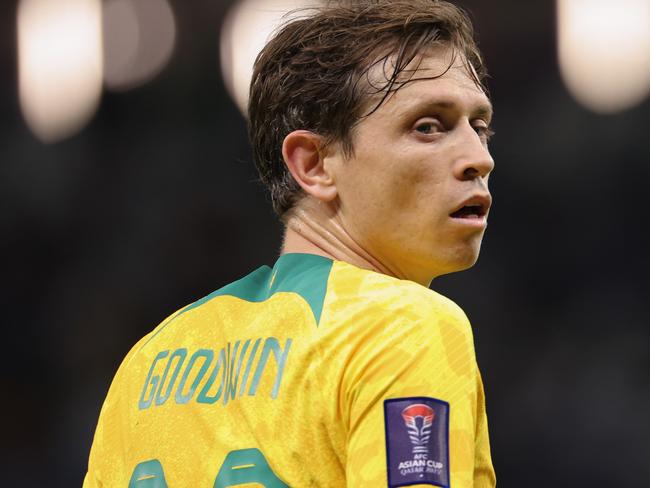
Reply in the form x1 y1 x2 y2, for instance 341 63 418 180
83 331 155 488
473 369 496 487
340 303 495 488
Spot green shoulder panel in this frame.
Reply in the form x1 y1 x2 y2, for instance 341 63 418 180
179 253 333 326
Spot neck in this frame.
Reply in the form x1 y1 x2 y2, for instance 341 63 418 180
281 199 418 283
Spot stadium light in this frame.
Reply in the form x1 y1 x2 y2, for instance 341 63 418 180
17 0 103 143
557 0 650 113
102 0 176 91
220 0 323 115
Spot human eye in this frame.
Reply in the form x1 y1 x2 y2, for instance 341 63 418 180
413 118 442 136
473 122 495 143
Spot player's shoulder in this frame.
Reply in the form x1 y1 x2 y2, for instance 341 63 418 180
327 261 478 383
329 259 470 327
115 307 183 373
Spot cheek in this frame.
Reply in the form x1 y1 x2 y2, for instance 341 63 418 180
385 158 446 213
337 141 446 219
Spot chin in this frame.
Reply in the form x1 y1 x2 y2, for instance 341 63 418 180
434 243 482 276
454 254 480 271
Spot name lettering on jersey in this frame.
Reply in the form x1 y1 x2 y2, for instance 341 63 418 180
138 337 292 410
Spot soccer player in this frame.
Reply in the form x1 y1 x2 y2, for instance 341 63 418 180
84 1 496 487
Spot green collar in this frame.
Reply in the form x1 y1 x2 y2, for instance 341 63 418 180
180 253 333 325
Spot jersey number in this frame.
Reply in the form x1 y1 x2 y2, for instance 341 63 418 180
128 448 289 487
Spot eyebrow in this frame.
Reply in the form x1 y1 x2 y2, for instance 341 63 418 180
420 99 493 121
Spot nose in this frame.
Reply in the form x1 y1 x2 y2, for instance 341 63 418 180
454 124 494 181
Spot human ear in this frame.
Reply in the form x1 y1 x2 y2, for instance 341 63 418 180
282 130 337 202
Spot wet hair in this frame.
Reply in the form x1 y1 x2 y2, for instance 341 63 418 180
248 0 487 217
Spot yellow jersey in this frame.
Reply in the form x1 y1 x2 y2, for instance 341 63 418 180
84 253 495 487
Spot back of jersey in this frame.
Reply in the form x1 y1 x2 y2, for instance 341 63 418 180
84 253 495 487
84 253 344 487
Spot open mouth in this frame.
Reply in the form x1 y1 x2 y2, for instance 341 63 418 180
450 203 487 219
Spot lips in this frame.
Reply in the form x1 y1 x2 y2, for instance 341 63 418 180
449 194 492 220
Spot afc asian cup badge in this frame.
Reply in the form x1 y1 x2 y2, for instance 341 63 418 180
384 397 450 488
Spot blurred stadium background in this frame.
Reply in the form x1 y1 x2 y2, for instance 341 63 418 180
2 0 649 486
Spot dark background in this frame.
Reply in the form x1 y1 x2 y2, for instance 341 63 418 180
2 0 649 486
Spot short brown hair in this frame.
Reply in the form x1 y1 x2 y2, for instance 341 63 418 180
248 0 487 217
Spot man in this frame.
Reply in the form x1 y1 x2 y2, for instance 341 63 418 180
84 1 496 487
